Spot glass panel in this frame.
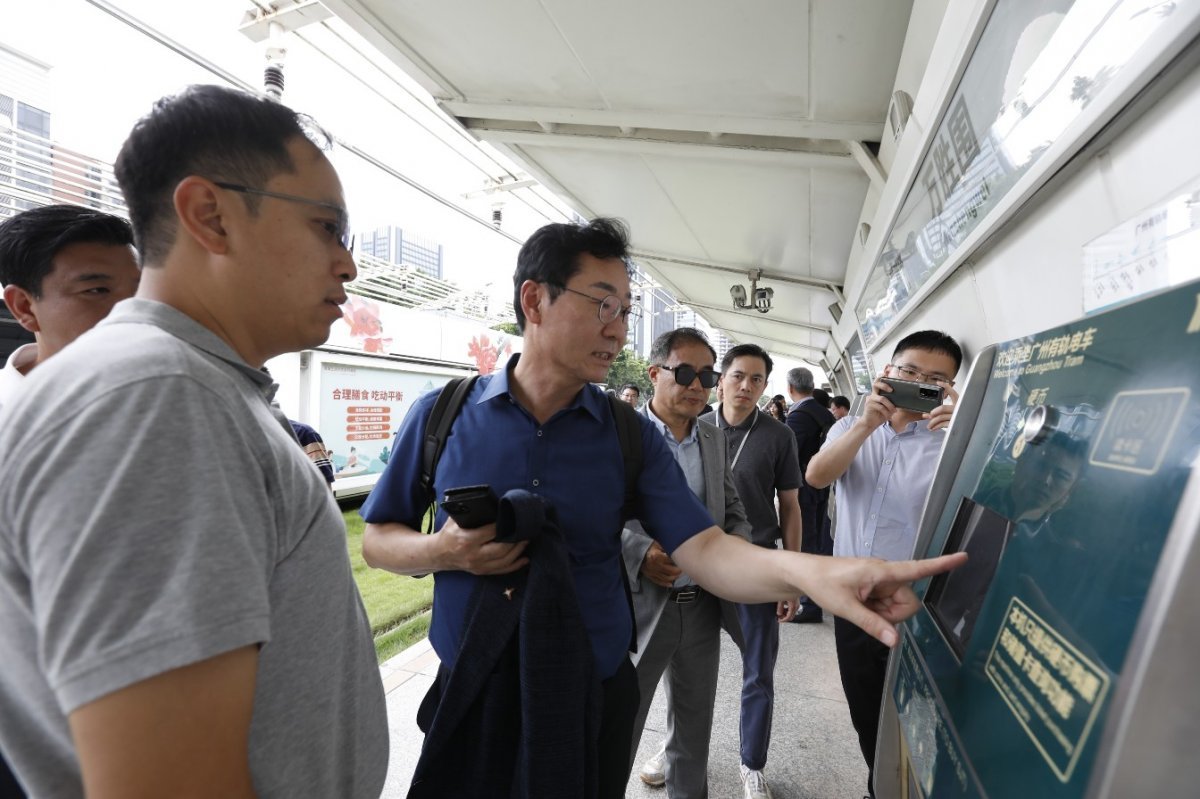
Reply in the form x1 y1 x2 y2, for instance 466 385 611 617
856 0 1187 348
845 334 873 395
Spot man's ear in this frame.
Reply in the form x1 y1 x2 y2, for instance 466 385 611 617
3 284 40 333
647 363 659 382
518 280 543 327
173 177 230 256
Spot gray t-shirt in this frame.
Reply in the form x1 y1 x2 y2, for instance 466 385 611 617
707 406 801 546
0 299 387 798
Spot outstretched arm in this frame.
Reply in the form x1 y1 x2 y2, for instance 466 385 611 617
671 527 965 646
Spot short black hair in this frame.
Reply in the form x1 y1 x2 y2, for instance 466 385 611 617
720 342 774 377
0 205 134 297
892 330 963 374
620 383 640 395
832 395 851 411
812 388 831 408
512 217 631 331
115 84 330 266
650 327 716 365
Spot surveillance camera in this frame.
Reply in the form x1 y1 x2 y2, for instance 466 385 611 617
754 287 773 313
730 284 748 308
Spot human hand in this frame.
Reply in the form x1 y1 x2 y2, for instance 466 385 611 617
802 552 968 647
925 382 959 431
437 519 529 575
777 597 800 622
858 380 898 431
640 541 683 588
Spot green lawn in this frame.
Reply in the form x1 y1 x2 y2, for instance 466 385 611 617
342 502 434 663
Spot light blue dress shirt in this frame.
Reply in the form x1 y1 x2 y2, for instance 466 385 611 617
826 415 947 562
644 403 706 586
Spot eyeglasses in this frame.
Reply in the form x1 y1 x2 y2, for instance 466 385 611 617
657 363 721 389
561 286 642 324
213 181 355 253
890 363 955 387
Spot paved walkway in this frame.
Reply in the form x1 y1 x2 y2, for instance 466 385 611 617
378 616 868 798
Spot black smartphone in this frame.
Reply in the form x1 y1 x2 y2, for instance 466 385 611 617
879 377 944 414
441 485 499 528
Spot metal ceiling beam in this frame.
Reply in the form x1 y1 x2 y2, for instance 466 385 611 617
469 127 858 169
682 301 831 334
632 251 843 294
846 140 887 193
443 101 884 142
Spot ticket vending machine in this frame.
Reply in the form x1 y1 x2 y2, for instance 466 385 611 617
877 280 1200 798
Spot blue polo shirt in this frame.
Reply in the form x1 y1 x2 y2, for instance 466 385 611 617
361 356 714 679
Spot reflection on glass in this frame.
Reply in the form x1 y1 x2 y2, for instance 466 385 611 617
845 334 873 395
856 0 1180 348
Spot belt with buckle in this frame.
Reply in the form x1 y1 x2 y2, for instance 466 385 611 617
668 585 701 604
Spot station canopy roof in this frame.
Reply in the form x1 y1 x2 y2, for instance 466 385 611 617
325 0 914 362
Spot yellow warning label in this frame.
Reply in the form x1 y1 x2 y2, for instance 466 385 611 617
985 597 1111 782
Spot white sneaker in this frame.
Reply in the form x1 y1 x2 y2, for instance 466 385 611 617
640 743 666 787
740 764 773 799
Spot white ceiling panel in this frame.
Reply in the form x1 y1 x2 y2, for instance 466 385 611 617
325 0 916 362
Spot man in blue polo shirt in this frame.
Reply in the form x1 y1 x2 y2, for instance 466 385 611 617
361 219 965 799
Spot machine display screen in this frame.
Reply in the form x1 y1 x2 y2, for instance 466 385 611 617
925 497 1014 659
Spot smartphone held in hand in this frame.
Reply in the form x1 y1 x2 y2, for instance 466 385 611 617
441 485 499 528
879 377 944 414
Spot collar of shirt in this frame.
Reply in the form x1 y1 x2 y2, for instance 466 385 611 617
787 396 815 413
476 353 607 422
99 298 275 400
642 402 699 445
714 403 758 432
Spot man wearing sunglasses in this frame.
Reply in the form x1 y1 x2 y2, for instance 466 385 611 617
805 330 962 798
623 327 750 798
0 86 385 798
704 343 803 799
363 218 965 799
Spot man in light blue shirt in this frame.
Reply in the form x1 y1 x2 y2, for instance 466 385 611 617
806 330 963 798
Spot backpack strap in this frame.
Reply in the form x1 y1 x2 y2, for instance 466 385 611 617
606 393 645 652
606 393 643 521
420 375 479 533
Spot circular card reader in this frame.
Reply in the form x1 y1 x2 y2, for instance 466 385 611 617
1022 404 1059 445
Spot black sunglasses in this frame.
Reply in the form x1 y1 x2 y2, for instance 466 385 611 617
658 364 721 389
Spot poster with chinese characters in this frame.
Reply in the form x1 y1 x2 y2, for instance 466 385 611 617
318 361 455 478
1082 186 1200 314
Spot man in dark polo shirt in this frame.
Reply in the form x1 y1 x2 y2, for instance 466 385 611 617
704 343 802 799
361 219 966 799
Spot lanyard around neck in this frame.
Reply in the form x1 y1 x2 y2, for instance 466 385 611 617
719 404 758 470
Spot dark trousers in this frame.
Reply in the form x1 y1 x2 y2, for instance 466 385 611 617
599 656 641 799
834 617 891 798
414 653 638 799
0 754 23 798
799 489 831 613
725 600 781 771
799 489 832 557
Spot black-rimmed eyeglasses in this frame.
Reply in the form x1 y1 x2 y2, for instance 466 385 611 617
657 363 721 389
214 181 355 253
890 363 955 387
561 286 642 324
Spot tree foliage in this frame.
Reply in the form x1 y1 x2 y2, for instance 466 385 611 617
606 347 652 396
490 321 521 337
